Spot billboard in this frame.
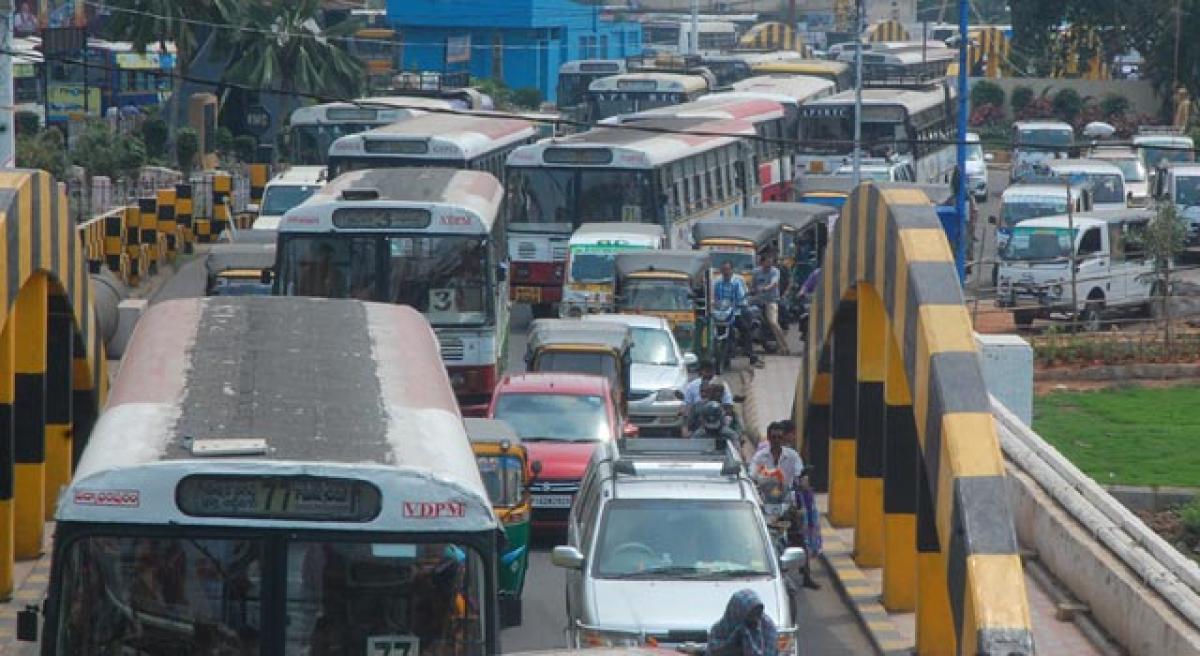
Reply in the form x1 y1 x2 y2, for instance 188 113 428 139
47 84 101 121
446 35 471 64
13 1 92 37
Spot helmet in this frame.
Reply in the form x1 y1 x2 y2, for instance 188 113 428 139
701 401 724 431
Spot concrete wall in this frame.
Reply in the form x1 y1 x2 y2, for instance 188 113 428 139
969 77 1166 119
976 333 1033 425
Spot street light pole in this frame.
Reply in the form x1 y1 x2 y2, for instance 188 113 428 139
852 0 864 187
954 0 969 281
689 0 699 56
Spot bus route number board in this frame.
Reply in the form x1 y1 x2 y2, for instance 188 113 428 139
368 635 419 656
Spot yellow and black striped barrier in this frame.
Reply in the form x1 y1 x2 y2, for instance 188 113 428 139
212 172 232 240
868 19 909 43
737 21 809 55
0 169 108 596
248 163 269 208
77 214 106 274
157 188 177 256
176 182 195 252
797 183 1033 654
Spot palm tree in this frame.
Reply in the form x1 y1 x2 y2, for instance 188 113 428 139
104 0 216 140
211 0 366 105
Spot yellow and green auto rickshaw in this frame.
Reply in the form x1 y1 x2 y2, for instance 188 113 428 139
613 249 711 361
690 217 782 285
525 319 635 416
464 417 533 627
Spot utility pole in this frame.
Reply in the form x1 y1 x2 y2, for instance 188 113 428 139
0 0 14 168
852 0 864 186
787 0 796 31
1172 0 1182 109
954 0 969 281
689 0 699 56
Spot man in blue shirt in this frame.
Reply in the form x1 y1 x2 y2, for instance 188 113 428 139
713 261 761 367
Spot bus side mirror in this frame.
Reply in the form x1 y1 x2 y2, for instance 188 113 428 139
260 268 274 285
17 605 38 642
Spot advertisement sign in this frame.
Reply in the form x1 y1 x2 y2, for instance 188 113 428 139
115 52 176 70
446 35 471 64
48 84 101 121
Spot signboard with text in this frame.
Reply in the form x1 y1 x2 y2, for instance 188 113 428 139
47 84 100 121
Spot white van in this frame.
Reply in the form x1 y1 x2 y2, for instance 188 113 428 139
1043 159 1127 211
1011 120 1074 182
561 223 666 317
994 182 1092 248
252 166 328 230
1152 162 1200 245
996 210 1157 329
1090 146 1149 206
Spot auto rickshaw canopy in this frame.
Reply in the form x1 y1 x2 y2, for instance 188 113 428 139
613 250 710 288
691 217 781 249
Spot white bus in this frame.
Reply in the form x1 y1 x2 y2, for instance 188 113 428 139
287 96 456 165
835 43 957 82
326 113 539 181
586 72 710 122
275 168 509 415
642 20 738 55
603 95 795 201
796 81 957 182
19 296 504 654
557 60 627 122
504 116 757 314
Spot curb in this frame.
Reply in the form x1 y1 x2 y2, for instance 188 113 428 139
818 520 911 655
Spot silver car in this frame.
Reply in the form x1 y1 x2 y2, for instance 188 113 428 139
584 314 693 435
552 439 803 652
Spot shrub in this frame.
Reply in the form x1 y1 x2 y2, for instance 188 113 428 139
1100 93 1131 120
970 80 1005 111
1010 85 1035 116
140 117 169 159
233 135 258 163
70 121 146 183
16 128 68 180
1052 88 1084 123
1017 97 1055 120
176 127 201 176
216 126 234 156
969 103 1006 128
1179 498 1200 544
511 87 543 110
15 111 40 136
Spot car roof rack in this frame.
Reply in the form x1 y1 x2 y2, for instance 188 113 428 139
608 438 743 478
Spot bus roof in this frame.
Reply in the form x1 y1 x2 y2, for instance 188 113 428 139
282 168 503 233
506 117 754 169
750 59 849 76
727 74 835 102
66 297 494 531
330 113 537 161
608 96 784 123
559 59 627 75
588 72 710 93
802 85 950 114
289 96 453 126
569 222 665 246
1043 159 1124 175
1014 120 1073 131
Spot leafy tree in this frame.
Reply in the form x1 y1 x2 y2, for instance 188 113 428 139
16 128 68 180
233 135 258 163
15 111 40 136
176 128 201 177
211 0 365 105
70 122 146 183
1010 85 1034 116
140 116 170 160
1100 93 1131 120
511 87 544 110
216 127 234 156
471 77 514 109
1145 201 1188 349
1052 88 1084 123
970 80 1006 111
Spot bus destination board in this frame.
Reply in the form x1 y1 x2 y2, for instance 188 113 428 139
177 475 382 521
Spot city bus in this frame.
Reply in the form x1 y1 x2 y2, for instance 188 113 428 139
287 96 455 164
18 296 503 654
274 168 508 415
327 113 539 180
602 95 794 201
642 20 738 55
585 72 710 122
750 59 853 91
557 59 627 123
834 43 957 82
796 81 957 182
504 116 757 315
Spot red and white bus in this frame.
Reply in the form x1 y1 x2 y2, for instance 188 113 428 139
603 94 796 201
504 116 758 315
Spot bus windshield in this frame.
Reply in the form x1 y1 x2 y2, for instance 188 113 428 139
558 74 597 109
292 124 375 165
589 91 687 121
1140 144 1194 167
799 115 907 156
278 235 490 325
1176 176 1200 206
618 279 694 311
507 168 660 226
56 535 486 655
570 251 620 283
1002 227 1075 261
1018 128 1073 149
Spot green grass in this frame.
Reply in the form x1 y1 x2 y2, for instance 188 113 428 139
1034 385 1200 487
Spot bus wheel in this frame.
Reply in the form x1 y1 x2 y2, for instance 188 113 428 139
531 303 555 319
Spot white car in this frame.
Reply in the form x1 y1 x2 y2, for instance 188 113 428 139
584 314 693 435
966 131 990 200
252 166 327 230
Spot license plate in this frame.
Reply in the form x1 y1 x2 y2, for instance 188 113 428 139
514 286 542 303
533 494 573 508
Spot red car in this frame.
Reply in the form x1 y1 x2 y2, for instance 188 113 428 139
487 372 636 530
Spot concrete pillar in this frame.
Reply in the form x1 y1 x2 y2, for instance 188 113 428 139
13 275 47 558
804 352 831 492
882 328 917 611
156 189 177 256
828 297 858 527
0 306 16 596
854 284 885 567
44 291 73 518
916 457 956 653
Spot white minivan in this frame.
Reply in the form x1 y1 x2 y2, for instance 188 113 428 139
996 210 1158 330
1043 159 1127 212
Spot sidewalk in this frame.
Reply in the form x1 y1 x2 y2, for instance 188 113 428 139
743 356 1104 655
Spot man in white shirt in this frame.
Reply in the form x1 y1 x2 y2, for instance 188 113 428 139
682 359 733 406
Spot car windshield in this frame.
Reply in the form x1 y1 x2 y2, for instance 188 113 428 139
1000 196 1068 228
1002 226 1076 261
1081 173 1125 203
618 279 694 311
630 327 678 366
1018 128 1073 149
277 235 490 326
570 251 618 283
214 278 273 296
967 143 985 162
493 393 612 441
1176 176 1200 206
1140 144 1194 168
506 168 661 226
476 454 525 507
592 499 773 579
1101 157 1146 182
261 185 320 217
54 536 487 655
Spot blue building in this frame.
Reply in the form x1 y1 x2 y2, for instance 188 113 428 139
386 0 643 104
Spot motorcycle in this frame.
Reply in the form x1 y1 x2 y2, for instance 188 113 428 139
754 470 796 557
745 295 779 354
711 299 736 374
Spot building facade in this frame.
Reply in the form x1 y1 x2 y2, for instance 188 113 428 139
386 0 643 103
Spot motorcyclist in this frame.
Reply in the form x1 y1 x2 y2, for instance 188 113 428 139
751 253 789 355
713 261 762 368
685 379 736 434
750 422 820 590
690 400 741 451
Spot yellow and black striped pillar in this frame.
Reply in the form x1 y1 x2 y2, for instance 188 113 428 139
249 163 269 208
13 274 47 558
44 291 73 519
103 209 123 273
70 335 97 467
157 189 177 256
176 183 194 253
212 173 232 239
138 197 158 273
803 351 832 492
0 305 16 596
916 453 955 651
854 284 885 566
123 206 140 285
882 328 917 611
828 295 858 527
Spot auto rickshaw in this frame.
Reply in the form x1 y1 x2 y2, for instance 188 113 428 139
204 242 276 296
525 319 634 415
464 417 532 628
613 250 711 361
745 202 837 291
691 218 782 285
795 174 859 210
